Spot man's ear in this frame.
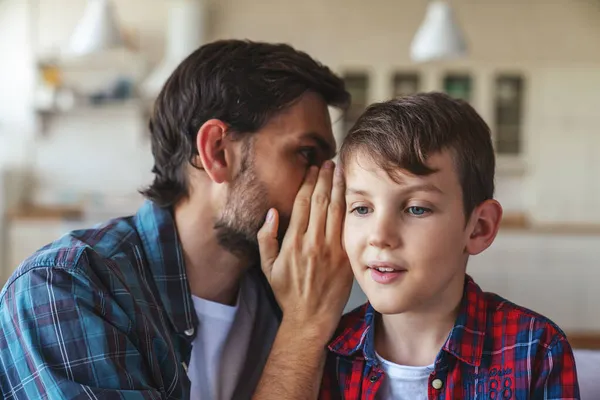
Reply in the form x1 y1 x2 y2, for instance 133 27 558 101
465 199 503 256
195 119 233 184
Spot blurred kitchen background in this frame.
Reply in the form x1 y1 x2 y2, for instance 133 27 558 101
0 0 599 342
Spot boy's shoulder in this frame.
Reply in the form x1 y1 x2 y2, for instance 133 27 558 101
451 277 571 364
483 289 564 327
478 286 569 347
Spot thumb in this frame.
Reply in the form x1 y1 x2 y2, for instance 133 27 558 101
257 208 280 279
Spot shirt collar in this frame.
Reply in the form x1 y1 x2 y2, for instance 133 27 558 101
134 200 196 335
328 275 487 367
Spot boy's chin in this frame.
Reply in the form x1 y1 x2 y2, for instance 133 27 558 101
368 295 412 315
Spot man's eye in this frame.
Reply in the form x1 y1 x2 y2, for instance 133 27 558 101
299 148 317 165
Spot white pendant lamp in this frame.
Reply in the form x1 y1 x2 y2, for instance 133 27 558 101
65 0 124 57
410 0 467 63
141 0 206 98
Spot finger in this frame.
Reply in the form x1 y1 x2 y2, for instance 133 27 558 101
286 166 319 235
306 160 335 242
257 208 280 280
326 165 346 245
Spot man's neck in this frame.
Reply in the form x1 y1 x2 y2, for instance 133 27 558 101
374 276 465 367
174 198 248 306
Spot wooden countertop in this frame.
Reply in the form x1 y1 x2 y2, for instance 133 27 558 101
567 332 600 350
6 204 83 221
500 212 600 236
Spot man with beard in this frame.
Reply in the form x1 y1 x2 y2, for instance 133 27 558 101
0 40 354 400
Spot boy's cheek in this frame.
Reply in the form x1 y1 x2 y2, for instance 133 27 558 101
343 240 363 272
342 228 359 253
341 220 353 250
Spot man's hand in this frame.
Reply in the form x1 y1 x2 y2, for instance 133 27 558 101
253 160 354 400
257 160 354 340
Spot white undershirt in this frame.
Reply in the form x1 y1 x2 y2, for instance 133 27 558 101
187 275 257 400
375 352 434 400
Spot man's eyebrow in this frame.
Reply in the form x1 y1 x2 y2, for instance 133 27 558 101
299 132 336 159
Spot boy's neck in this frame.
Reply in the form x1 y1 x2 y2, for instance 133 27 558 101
374 278 464 367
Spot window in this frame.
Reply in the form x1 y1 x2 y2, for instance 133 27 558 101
494 75 524 155
342 73 369 135
392 73 420 98
443 74 472 102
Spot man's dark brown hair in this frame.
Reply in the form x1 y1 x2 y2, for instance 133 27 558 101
141 39 350 207
339 92 495 217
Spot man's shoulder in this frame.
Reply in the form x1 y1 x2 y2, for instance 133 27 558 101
2 215 141 297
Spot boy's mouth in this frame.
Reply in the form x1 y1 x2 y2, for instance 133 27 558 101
366 261 407 273
367 262 407 284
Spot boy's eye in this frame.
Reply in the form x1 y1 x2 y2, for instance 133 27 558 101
351 206 371 216
406 206 430 216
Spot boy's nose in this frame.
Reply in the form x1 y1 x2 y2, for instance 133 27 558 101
368 216 401 249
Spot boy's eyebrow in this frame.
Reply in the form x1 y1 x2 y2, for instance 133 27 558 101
401 183 444 194
346 183 443 196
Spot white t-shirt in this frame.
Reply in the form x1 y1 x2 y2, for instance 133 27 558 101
375 352 434 400
187 275 258 400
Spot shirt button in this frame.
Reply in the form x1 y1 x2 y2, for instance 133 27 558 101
184 328 195 336
369 375 379 383
431 378 443 390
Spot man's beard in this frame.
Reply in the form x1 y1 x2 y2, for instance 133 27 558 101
213 149 285 266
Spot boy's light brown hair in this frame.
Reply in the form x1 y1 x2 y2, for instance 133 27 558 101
339 92 495 217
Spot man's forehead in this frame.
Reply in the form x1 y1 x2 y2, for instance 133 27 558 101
265 113 336 152
256 92 336 150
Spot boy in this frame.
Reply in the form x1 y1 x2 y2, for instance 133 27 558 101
320 93 580 399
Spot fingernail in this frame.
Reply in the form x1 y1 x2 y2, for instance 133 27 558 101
266 209 274 223
323 160 334 169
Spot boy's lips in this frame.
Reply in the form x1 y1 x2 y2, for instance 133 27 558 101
367 262 407 285
366 261 407 273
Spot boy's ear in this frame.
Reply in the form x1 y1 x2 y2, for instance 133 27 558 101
465 199 503 256
195 119 235 184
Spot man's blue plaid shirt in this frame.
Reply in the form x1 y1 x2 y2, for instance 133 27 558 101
0 201 280 399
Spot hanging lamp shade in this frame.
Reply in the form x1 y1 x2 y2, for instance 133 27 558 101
65 0 124 57
410 0 467 62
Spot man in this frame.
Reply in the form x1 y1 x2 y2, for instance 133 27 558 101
0 39 354 399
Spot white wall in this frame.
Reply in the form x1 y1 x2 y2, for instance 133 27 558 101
0 0 37 168
526 67 600 224
33 103 154 199
0 1 35 128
